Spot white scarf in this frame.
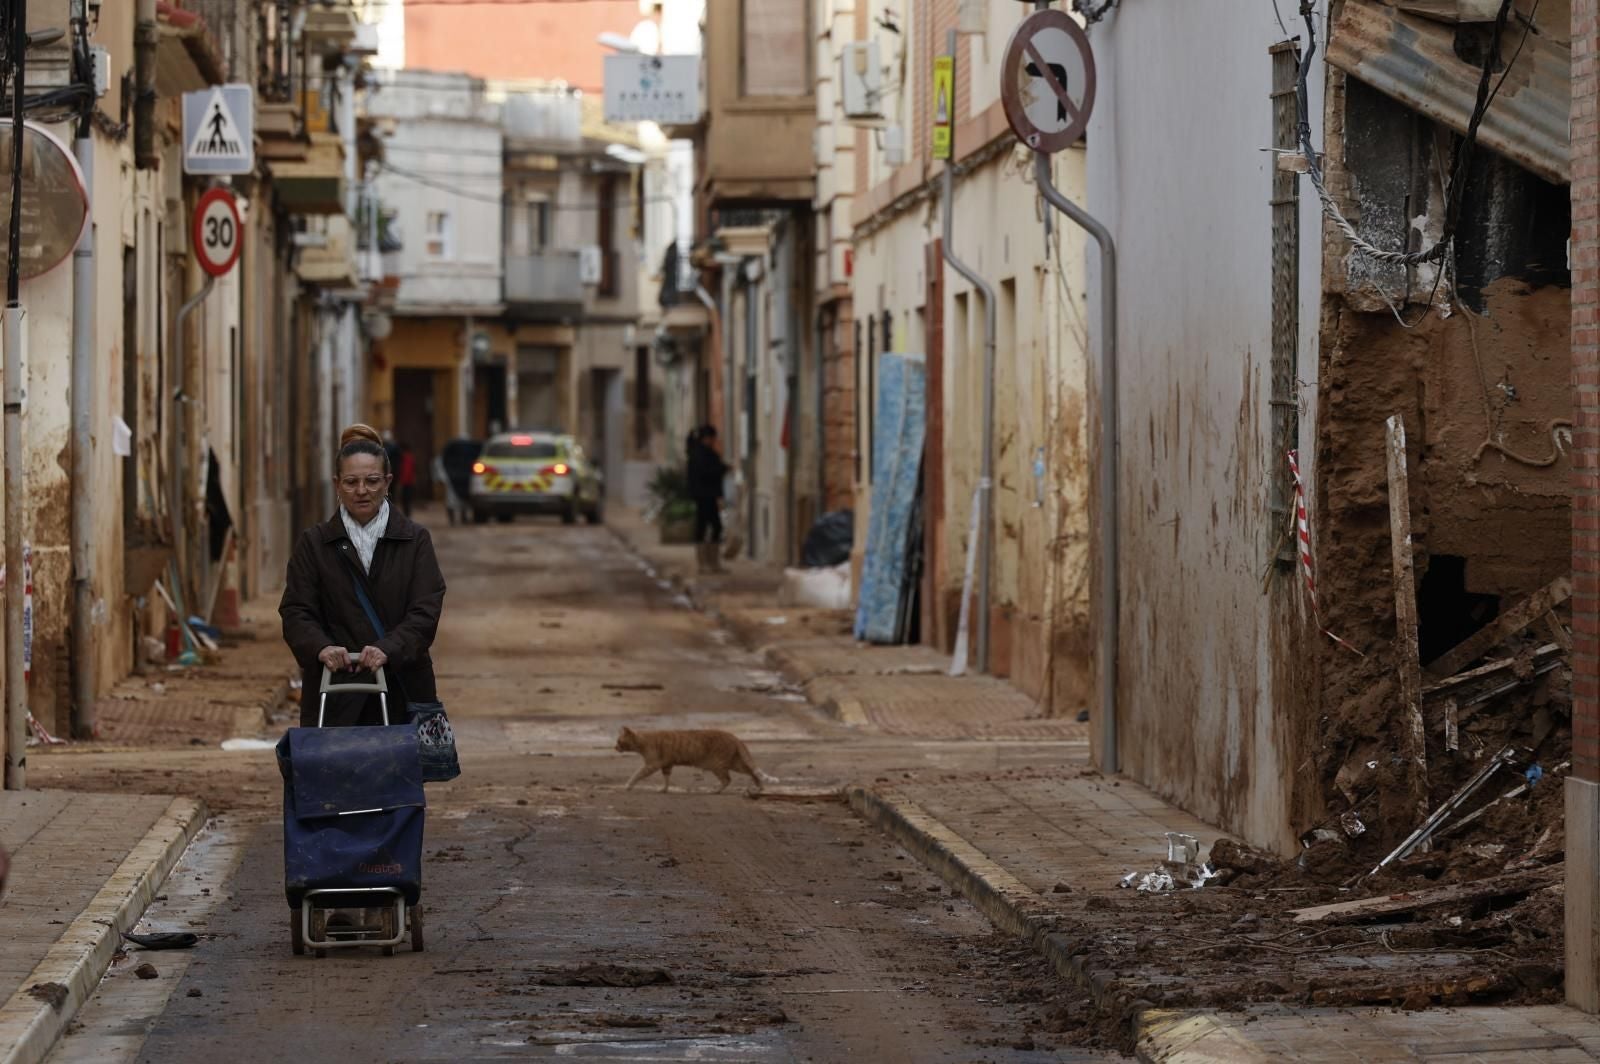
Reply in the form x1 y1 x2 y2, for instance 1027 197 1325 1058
340 499 390 573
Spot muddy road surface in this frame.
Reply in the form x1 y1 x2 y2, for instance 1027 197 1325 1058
50 517 1118 1062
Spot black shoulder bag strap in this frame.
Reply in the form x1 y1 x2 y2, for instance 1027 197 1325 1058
342 551 410 711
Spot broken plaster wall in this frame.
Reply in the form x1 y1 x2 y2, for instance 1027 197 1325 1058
1311 66 1572 838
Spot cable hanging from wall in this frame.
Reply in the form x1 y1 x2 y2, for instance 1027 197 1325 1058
1294 0 1537 329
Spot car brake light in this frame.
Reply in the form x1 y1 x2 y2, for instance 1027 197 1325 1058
472 461 488 475
552 463 570 476
510 435 533 446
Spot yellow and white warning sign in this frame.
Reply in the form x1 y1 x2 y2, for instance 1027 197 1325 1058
932 55 953 161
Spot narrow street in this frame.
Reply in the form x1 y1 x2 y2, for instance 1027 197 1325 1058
44 514 1115 1063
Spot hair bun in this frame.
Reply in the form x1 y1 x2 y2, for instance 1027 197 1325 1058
340 423 383 450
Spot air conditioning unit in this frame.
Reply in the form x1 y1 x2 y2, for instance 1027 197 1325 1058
839 41 883 123
579 246 603 285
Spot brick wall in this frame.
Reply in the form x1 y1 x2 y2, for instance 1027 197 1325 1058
1576 0 1600 784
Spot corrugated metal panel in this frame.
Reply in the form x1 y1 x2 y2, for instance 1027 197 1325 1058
1327 0 1569 186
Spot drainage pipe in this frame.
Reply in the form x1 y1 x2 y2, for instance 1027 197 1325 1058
70 128 95 738
134 0 158 168
4 0 30 788
169 273 215 624
940 30 997 674
1034 151 1120 775
692 283 720 435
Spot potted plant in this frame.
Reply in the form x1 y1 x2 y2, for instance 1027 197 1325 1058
647 465 696 545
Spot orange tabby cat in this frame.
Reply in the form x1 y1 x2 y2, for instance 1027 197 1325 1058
614 726 776 793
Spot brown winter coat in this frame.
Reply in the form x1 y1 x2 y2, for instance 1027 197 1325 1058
279 508 447 726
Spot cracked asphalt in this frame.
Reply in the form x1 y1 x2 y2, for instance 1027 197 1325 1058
47 514 1122 1062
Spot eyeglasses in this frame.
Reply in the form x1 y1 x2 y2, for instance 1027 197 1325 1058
338 476 388 491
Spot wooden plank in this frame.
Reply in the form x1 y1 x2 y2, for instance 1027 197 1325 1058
1386 414 1430 826
1543 611 1573 652
1289 866 1562 924
1425 574 1573 678
1422 643 1562 696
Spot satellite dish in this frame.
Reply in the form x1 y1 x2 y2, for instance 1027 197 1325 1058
365 311 393 340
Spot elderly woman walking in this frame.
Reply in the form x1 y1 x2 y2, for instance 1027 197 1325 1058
280 424 446 726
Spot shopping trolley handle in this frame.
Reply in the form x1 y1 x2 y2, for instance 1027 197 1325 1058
320 663 389 695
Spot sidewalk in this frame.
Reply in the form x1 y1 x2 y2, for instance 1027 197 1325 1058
86 601 295 746
0 790 205 1064
607 507 1088 741
608 508 1600 1061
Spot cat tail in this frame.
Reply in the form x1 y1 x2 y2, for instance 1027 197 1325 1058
737 741 778 784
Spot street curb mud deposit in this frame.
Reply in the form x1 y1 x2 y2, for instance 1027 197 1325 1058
845 784 1205 1062
0 796 207 1064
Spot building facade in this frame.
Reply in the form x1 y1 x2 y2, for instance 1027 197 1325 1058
0 0 372 773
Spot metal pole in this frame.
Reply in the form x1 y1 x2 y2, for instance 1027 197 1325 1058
1034 151 1120 775
5 0 29 788
940 29 997 674
170 272 215 637
692 283 720 434
71 123 95 738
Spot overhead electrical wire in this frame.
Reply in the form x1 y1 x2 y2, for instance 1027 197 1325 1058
375 160 678 211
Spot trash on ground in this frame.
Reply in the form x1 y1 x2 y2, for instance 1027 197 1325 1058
134 963 160 980
123 931 199 950
220 738 277 751
1367 745 1520 879
778 562 851 609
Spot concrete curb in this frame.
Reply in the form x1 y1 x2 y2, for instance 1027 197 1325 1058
0 796 208 1064
1131 1011 1279 1063
846 783 1222 1063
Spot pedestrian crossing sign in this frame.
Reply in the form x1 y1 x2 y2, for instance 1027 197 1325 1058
932 55 953 160
183 84 255 176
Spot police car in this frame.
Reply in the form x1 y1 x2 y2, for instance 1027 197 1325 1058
469 431 604 525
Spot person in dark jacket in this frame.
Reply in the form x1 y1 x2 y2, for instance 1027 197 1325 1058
280 423 447 727
686 425 730 574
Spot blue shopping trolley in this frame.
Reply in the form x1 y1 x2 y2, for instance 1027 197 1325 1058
277 664 426 957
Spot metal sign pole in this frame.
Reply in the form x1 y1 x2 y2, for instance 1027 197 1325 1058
4 0 29 789
1034 152 1119 775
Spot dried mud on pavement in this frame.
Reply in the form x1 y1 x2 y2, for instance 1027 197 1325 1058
44 515 1124 1063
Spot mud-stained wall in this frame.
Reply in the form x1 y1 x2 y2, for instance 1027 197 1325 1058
849 142 1092 710
1084 7 1328 851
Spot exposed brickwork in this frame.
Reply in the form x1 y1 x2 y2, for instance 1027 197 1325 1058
822 297 857 513
1576 0 1600 783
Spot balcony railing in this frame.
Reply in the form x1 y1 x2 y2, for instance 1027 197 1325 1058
505 250 585 319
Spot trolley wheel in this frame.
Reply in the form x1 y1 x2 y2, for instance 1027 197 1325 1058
410 905 425 953
291 913 305 956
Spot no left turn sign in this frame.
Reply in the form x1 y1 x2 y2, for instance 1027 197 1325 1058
1000 9 1096 154
193 187 242 277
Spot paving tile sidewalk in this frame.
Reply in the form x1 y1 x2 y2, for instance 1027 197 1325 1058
609 506 1600 1061
88 602 296 746
608 507 1088 742
0 790 205 1064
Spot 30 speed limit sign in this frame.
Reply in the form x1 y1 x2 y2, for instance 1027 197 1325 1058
193 187 242 277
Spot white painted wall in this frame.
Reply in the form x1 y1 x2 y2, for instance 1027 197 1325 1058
368 73 503 312
1082 8 1327 849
